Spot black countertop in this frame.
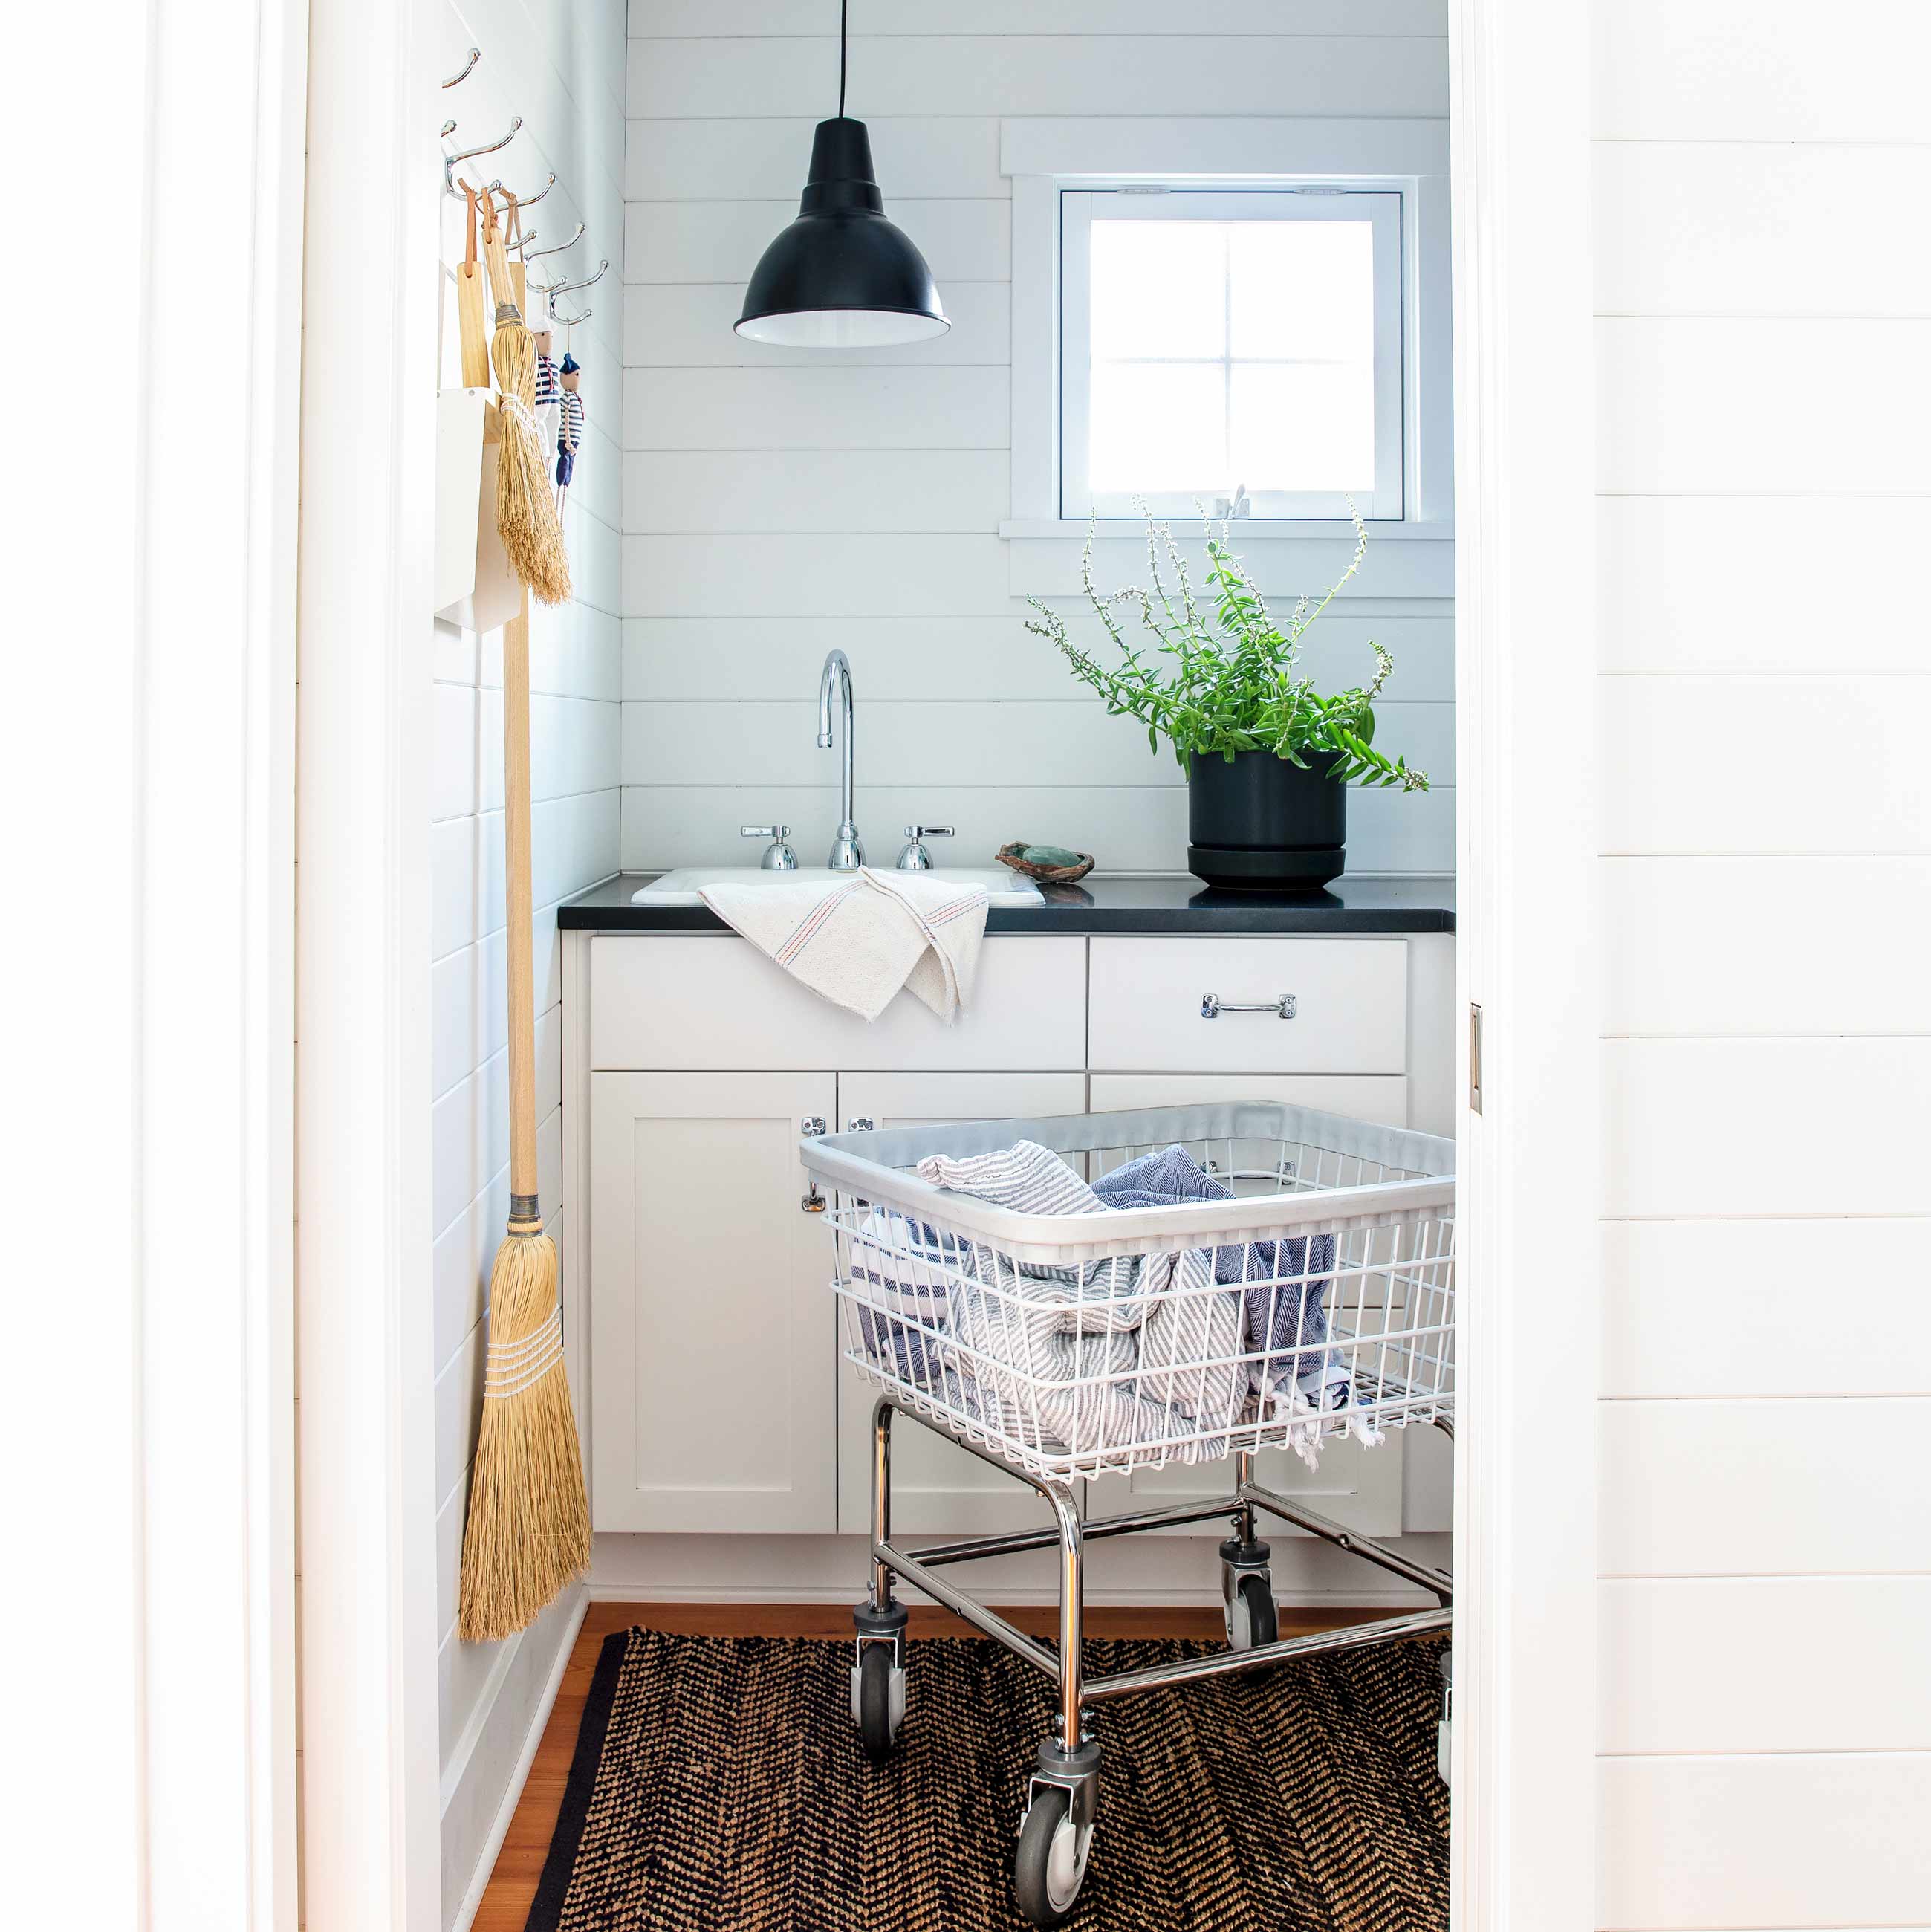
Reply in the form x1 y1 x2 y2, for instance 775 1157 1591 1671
558 872 1454 934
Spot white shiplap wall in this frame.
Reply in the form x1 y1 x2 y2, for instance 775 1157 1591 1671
428 1 626 1923
1592 3 1931 1927
621 0 1453 877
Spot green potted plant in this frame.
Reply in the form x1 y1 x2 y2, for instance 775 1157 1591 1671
1025 507 1429 889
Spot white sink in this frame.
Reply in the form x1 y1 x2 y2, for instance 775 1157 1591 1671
633 864 1042 907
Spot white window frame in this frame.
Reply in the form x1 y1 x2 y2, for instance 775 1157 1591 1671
1060 187 1407 523
1001 119 1455 594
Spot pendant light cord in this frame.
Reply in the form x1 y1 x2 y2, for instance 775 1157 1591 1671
838 0 848 118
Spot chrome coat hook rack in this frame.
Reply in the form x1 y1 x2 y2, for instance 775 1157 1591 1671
548 259 608 299
442 46 481 88
490 170 556 210
522 223 585 267
443 115 522 197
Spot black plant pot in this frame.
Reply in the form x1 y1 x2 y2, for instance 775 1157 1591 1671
1187 748 1347 890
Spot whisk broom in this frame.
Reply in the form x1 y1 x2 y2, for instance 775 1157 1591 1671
479 189 571 606
458 585 591 1642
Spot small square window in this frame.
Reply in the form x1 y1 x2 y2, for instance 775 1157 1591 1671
1060 189 1404 521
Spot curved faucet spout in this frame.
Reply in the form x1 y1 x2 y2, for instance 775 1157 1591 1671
817 650 862 869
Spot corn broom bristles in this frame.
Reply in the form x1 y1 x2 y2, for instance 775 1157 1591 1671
481 198 572 607
457 1225 591 1644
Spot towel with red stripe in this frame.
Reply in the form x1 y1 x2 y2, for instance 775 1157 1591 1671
696 866 989 1022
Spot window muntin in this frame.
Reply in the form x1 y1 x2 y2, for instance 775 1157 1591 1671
1060 189 1405 522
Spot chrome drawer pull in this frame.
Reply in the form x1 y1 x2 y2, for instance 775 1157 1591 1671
1200 993 1296 1020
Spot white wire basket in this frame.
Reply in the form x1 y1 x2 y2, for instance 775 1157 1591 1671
801 1101 1455 1484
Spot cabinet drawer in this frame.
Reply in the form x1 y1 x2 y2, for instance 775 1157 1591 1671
1089 937 1406 1074
591 933 1086 1072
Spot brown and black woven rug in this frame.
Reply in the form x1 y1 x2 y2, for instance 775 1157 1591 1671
526 1629 1447 1931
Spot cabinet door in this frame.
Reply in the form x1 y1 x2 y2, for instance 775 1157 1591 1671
1085 1072 1409 1536
591 1072 837 1532
836 1072 1088 1536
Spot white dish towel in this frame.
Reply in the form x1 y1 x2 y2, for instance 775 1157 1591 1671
697 866 990 1022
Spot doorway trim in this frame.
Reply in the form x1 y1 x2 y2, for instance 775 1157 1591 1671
283 0 1606 1924
1447 1 1601 1928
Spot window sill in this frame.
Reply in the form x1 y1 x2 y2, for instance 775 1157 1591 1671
999 518 1454 543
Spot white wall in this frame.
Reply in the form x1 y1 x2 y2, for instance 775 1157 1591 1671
1590 4 1931 1927
620 0 1454 878
427 1 626 1924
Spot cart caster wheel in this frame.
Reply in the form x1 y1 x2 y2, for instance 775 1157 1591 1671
853 1642 903 1763
1015 1786 1092 1926
1225 1572 1279 1651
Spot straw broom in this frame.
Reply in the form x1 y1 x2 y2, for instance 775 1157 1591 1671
457 586 591 1641
479 191 571 606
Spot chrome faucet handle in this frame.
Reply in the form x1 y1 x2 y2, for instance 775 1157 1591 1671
741 824 799 871
896 824 955 870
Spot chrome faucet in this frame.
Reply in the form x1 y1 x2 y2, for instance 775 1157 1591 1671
817 649 863 869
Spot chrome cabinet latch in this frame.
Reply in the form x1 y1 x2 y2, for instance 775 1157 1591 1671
1201 993 1296 1020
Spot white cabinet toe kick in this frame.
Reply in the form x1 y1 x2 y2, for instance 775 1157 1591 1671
560 929 1454 1568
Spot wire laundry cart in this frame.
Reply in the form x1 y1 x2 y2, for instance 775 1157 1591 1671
799 1100 1456 1926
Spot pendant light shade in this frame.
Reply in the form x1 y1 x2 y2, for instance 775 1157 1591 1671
734 6 947 347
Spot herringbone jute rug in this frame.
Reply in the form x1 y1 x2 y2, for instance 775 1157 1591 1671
526 1628 1447 1931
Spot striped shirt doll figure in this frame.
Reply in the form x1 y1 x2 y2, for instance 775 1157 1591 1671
555 351 585 518
531 328 562 470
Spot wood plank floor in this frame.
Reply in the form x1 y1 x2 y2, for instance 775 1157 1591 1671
471 1598 1383 1932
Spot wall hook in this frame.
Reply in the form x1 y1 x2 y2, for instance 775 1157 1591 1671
489 170 556 210
441 47 481 88
550 302 593 328
549 258 609 298
443 116 522 197
522 222 585 266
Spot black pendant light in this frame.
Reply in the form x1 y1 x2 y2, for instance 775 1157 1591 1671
735 0 948 347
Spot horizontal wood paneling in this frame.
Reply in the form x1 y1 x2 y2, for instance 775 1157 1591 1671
1598 1397 1931 1578
625 613 1458 704
1601 858 1931 1036
623 696 1455 788
1597 1752 1931 1930
626 280 1010 367
1600 1219 1931 1400
627 35 1450 121
1603 1038 1931 1219
1592 0 1931 143
1594 144 1931 318
625 115 1008 202
1597 318 1931 496
623 533 1012 615
631 0 1451 34
1600 1578 1931 1754
623 449 1010 533
1597 497 1931 675
626 198 1008 285
1598 678 1931 855
621 13 1453 881
623 366 1009 450
620 781 1455 877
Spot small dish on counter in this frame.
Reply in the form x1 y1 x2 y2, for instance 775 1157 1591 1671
996 843 1096 884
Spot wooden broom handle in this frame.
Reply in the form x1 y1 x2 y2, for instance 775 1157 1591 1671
503 587 540 1209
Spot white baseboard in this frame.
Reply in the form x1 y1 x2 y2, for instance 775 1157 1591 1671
445 1589 588 1932
588 1531 1450 1610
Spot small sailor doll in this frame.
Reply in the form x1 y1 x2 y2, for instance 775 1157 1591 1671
531 327 563 471
555 350 585 519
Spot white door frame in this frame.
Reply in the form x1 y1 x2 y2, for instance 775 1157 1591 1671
294 0 444 1925
1448 1 1600 1928
282 1 1605 1928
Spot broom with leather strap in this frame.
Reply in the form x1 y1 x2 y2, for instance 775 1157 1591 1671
457 581 591 1641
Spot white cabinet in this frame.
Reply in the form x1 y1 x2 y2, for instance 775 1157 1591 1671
834 1072 1088 1536
574 930 1442 1543
589 1071 838 1532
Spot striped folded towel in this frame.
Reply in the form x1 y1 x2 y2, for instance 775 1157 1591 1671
697 866 988 1022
